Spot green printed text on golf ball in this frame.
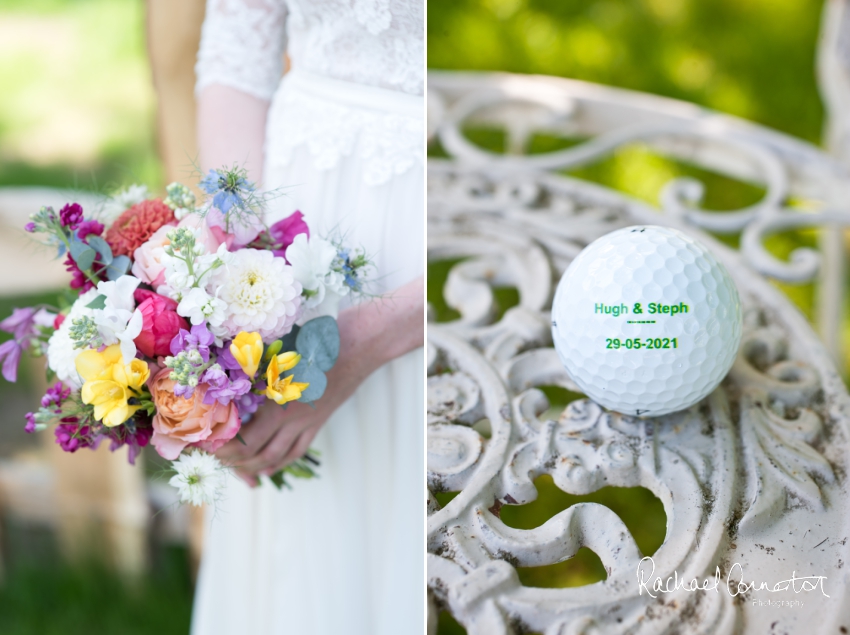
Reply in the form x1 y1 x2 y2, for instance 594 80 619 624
604 337 678 350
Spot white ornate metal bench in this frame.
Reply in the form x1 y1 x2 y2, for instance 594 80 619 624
426 26 850 632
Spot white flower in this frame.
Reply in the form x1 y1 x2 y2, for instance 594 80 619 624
96 276 139 313
177 287 226 327
46 289 98 389
162 254 193 296
207 248 302 341
102 184 150 222
93 276 143 363
285 234 349 321
168 451 227 507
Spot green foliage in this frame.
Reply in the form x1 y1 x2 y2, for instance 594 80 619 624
428 0 824 142
0 540 193 635
0 0 162 192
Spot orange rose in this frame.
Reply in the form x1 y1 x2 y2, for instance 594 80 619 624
149 368 241 460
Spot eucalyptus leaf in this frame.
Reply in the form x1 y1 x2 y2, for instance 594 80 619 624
56 243 66 258
86 295 107 310
86 235 113 265
105 255 131 281
69 239 96 271
289 363 328 402
279 324 300 353
295 316 339 372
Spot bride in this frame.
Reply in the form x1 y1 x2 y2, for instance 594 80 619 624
189 1 424 633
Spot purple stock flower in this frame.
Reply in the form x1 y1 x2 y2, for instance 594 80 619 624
1 307 37 339
0 340 22 382
41 382 71 409
235 391 264 418
59 203 84 229
77 219 104 240
0 307 54 383
24 412 37 434
107 425 152 465
214 344 242 371
170 323 214 361
55 423 95 453
173 382 195 399
201 365 252 406
25 222 36 233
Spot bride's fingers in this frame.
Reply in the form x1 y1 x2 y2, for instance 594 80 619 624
216 403 282 463
233 469 259 488
271 425 319 473
238 415 307 475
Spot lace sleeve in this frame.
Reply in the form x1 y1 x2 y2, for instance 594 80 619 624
195 0 288 101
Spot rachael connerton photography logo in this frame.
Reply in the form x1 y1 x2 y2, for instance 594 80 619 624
637 557 830 604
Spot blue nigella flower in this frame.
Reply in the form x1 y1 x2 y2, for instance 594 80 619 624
200 168 255 213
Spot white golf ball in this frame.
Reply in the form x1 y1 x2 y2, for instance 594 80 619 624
551 225 742 417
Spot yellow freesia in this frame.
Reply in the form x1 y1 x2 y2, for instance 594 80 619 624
75 345 151 427
230 331 263 378
75 345 123 381
275 351 301 372
82 379 135 428
113 358 151 393
265 352 308 405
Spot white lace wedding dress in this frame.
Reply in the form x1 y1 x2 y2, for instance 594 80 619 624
191 1 424 633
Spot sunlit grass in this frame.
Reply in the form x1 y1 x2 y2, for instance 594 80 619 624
0 0 160 191
428 0 823 143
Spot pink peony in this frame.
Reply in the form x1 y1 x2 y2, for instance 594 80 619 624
149 368 241 460
269 211 309 260
133 289 189 358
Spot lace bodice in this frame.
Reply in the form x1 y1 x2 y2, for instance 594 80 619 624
196 0 424 100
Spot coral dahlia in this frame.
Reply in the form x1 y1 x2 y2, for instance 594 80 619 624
105 199 175 257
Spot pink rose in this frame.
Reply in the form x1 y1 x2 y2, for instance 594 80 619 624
131 223 175 288
149 368 241 460
133 289 189 358
131 215 233 291
269 211 309 260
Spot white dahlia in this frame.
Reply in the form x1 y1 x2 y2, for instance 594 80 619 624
47 288 98 389
208 249 302 341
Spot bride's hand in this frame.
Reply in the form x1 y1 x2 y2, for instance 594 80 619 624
216 349 365 484
214 276 424 484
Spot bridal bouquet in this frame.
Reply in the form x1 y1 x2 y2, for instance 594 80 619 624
0 167 372 506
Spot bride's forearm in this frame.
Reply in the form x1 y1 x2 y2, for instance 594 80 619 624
337 276 425 377
197 84 270 181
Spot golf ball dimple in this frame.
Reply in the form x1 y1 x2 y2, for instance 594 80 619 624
551 225 743 417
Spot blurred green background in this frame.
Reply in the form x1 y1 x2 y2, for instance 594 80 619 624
0 1 192 634
428 0 833 633
0 0 161 192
